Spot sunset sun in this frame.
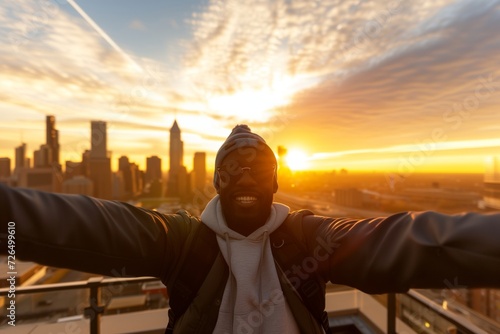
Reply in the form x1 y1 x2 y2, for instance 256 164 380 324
285 149 310 171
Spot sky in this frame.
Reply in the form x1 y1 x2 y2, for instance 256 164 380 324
1 0 500 175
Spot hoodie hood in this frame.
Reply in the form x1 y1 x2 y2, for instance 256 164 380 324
200 195 299 334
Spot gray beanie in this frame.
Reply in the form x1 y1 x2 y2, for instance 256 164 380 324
213 124 277 191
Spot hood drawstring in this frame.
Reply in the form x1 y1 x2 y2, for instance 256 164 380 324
224 232 237 332
258 230 269 334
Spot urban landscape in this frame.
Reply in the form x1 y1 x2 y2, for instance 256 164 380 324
1 115 500 333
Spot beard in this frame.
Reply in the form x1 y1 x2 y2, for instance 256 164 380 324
219 191 273 236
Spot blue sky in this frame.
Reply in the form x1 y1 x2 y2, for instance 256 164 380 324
1 0 500 174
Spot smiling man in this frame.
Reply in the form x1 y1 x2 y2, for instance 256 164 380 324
201 125 298 332
1 125 500 334
212 125 279 236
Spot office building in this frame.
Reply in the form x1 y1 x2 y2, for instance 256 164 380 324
119 156 135 197
0 158 11 178
14 143 28 175
167 120 186 198
34 144 53 168
89 121 112 199
46 115 60 165
192 152 206 193
90 121 107 159
146 155 162 183
17 167 62 193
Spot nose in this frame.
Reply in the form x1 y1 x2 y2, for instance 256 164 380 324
236 169 257 186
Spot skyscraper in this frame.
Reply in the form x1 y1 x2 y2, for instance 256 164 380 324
169 120 183 174
90 121 107 159
146 155 163 197
146 155 162 183
118 156 135 197
46 115 59 165
34 144 52 168
89 121 112 199
167 120 185 197
0 158 11 179
14 143 28 175
192 152 206 193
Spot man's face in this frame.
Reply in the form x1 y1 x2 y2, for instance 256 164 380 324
217 148 277 236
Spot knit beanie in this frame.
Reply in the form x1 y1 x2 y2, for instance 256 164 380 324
213 124 278 192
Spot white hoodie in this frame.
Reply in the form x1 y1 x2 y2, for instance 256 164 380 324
201 195 301 334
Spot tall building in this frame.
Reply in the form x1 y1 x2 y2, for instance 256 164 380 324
81 150 91 177
167 120 186 197
0 158 11 178
169 120 183 173
118 156 143 198
146 155 162 183
89 121 112 199
46 115 60 165
119 156 134 197
192 152 206 193
34 144 53 168
90 121 107 159
15 143 28 175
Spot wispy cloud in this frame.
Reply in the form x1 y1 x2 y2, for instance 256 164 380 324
129 19 146 31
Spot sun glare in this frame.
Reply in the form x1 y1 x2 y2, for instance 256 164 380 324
285 149 310 171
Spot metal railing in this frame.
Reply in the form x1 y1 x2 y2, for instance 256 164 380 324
0 276 159 334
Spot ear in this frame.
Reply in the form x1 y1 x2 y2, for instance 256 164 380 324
273 175 278 193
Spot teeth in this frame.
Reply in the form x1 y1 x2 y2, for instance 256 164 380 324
236 196 257 203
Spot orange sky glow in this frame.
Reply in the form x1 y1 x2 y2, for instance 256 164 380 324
1 1 500 175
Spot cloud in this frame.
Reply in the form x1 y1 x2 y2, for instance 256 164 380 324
129 19 146 31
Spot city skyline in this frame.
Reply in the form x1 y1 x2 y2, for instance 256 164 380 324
1 1 500 173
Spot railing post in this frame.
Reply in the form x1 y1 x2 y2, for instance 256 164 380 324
84 277 105 334
387 293 396 334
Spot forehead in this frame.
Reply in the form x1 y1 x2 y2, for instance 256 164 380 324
221 146 276 166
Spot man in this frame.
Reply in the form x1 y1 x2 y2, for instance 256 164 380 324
1 124 500 333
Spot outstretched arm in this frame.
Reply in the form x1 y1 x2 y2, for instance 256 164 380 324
0 184 191 280
308 211 500 294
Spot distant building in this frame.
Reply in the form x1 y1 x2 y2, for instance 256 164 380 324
192 152 206 193
34 144 53 168
89 121 112 199
17 167 62 192
81 150 91 177
65 160 83 180
14 143 28 176
146 155 162 183
112 171 125 200
0 157 11 178
90 121 107 159
119 156 135 197
131 163 143 195
167 120 187 198
118 156 144 198
46 115 60 166
62 176 93 195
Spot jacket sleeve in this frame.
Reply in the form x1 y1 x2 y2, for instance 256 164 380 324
0 184 193 280
306 211 500 294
